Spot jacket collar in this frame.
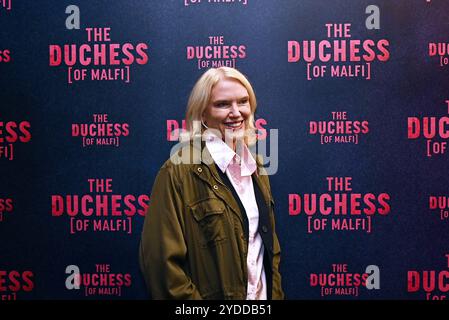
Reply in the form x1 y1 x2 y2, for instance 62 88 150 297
204 132 257 177
189 138 272 207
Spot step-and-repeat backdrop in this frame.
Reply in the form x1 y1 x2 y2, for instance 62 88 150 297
1 0 449 300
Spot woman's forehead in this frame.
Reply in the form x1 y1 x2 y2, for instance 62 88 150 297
211 78 248 100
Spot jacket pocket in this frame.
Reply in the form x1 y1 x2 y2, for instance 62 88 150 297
190 198 228 247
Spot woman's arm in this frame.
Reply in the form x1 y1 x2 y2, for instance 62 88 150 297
139 165 202 299
264 173 285 300
271 228 285 300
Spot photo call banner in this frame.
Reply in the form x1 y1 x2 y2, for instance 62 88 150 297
1 0 449 303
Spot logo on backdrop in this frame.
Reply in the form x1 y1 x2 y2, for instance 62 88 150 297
0 49 10 63
51 178 149 235
1 0 12 11
65 264 131 298
184 0 248 7
407 100 449 157
288 23 390 80
310 264 380 298
407 254 449 300
72 114 130 148
429 196 449 222
0 270 34 300
309 111 369 145
429 42 449 68
0 197 13 222
187 36 246 70
49 27 149 84
288 16 390 80
0 120 32 161
289 177 391 234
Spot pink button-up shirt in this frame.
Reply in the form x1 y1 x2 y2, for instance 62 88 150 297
205 133 267 300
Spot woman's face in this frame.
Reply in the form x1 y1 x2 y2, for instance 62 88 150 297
202 77 251 143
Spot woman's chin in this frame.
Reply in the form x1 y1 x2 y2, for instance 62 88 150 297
224 127 246 142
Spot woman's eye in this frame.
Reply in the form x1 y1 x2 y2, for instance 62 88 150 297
239 99 248 105
215 103 229 108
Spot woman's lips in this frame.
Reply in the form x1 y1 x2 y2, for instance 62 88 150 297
224 120 244 129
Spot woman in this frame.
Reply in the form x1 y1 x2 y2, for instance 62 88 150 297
139 67 284 300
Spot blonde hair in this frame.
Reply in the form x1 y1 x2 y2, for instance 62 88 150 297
185 67 257 145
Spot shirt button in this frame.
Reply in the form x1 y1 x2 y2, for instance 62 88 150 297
213 185 218 190
262 225 268 233
197 167 202 173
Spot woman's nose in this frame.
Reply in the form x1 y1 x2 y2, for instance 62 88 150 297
229 103 241 116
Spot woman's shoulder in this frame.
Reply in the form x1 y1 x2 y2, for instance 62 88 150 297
157 143 201 175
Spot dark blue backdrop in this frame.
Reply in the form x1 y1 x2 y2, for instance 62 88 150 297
1 0 448 300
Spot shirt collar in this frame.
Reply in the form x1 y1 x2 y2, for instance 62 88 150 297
204 132 257 177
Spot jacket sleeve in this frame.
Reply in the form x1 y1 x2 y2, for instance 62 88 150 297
139 166 203 299
265 175 285 300
271 218 285 300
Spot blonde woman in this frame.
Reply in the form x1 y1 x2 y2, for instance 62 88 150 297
139 67 284 300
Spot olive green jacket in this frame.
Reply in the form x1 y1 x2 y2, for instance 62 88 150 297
139 142 284 299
